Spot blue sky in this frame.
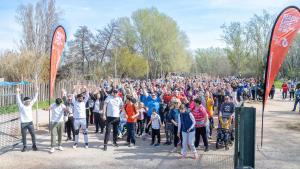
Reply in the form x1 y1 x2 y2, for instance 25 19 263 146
0 0 299 52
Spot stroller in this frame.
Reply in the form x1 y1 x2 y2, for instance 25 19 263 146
216 117 232 150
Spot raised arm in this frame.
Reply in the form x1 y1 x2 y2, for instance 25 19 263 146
16 87 22 106
31 86 39 105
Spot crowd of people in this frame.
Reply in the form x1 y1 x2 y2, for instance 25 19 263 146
15 75 300 159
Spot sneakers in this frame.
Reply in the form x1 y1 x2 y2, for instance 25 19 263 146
32 145 38 151
73 143 78 149
154 143 160 147
49 148 55 153
103 145 107 151
204 147 209 152
58 146 64 151
21 146 27 152
85 143 89 149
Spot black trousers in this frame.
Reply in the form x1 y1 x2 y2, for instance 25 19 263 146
195 127 208 148
151 129 160 144
66 116 75 140
89 108 94 124
290 91 295 99
94 113 105 132
173 125 181 147
104 117 120 145
145 116 151 134
86 109 90 127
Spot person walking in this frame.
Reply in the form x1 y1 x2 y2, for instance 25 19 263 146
282 82 289 100
16 87 39 152
177 104 198 159
103 89 124 151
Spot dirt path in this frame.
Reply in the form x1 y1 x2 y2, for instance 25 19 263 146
0 91 299 169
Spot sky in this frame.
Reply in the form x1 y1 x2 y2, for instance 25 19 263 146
0 0 299 52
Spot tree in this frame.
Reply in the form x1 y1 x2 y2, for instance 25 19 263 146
16 0 61 55
67 26 93 75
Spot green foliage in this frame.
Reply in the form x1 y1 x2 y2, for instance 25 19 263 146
274 80 283 89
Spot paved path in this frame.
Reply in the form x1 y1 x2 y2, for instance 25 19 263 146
0 92 299 169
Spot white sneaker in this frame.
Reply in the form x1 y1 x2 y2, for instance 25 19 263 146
85 144 89 149
58 146 64 151
73 144 77 149
49 148 55 153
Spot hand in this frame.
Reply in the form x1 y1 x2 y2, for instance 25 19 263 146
187 128 191 133
16 88 21 93
177 133 180 138
174 122 178 127
103 115 106 121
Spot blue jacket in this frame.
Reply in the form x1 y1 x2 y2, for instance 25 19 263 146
145 96 161 117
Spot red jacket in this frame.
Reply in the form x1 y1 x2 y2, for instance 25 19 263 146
191 105 207 128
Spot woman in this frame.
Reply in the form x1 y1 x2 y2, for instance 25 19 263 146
177 104 198 159
191 98 209 152
206 91 214 139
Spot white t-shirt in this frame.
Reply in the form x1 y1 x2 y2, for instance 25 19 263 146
104 95 123 118
50 104 66 122
72 92 89 119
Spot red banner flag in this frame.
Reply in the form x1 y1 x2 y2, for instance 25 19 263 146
50 26 67 98
261 6 299 147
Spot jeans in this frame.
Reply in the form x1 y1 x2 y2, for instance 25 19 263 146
181 131 197 156
136 119 144 135
94 113 105 133
165 122 174 143
195 127 208 148
282 91 287 99
151 129 160 144
126 122 136 144
293 98 300 111
66 116 75 140
51 122 64 147
104 117 120 145
21 122 36 147
251 90 256 100
74 118 88 144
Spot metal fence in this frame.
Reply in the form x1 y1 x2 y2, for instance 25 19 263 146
0 80 99 107
0 113 20 154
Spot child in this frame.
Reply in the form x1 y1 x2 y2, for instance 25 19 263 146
178 104 198 159
118 110 127 138
136 102 146 137
147 109 162 147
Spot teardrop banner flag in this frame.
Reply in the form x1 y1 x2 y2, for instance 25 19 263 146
49 26 67 99
262 6 300 147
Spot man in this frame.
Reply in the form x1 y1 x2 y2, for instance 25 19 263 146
282 82 289 100
62 91 75 141
72 86 90 149
91 91 106 134
49 98 68 153
16 86 38 152
103 89 124 151
143 89 161 135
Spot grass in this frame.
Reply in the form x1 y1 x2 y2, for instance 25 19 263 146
0 99 55 115
274 80 283 89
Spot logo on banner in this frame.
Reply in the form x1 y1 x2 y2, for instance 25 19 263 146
281 38 289 47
